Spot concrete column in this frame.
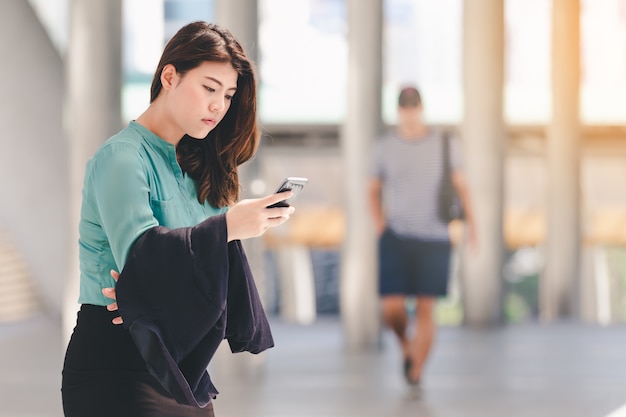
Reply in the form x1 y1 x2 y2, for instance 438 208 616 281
213 0 268 376
0 0 67 318
213 2 261 278
215 0 258 63
214 0 262 276
219 0 322 328
461 0 505 326
63 0 123 342
340 0 383 351
541 0 581 320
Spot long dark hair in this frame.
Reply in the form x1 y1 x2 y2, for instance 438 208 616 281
150 21 259 207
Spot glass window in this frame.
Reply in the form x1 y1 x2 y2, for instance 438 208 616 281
504 0 551 124
505 0 626 125
581 0 626 124
163 0 214 41
383 0 463 125
122 0 214 122
258 0 463 125
120 0 626 126
258 0 348 124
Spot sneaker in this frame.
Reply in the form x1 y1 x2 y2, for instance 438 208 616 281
404 358 420 386
405 382 423 401
403 358 412 383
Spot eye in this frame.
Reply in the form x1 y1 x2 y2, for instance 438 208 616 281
203 85 215 93
225 94 233 101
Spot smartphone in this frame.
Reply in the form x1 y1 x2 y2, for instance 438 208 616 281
266 177 309 208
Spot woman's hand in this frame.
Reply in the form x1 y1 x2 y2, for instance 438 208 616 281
226 191 296 242
102 270 123 325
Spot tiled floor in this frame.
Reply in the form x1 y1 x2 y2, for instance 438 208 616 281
2 314 626 417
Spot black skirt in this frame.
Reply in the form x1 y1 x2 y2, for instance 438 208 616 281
61 304 215 417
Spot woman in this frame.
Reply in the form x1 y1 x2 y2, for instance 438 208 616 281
61 22 293 416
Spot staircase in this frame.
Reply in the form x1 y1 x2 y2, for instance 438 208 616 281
0 231 41 322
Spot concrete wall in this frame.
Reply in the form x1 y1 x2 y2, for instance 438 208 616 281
0 0 68 316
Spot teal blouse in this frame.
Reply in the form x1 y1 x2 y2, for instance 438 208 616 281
77 121 227 306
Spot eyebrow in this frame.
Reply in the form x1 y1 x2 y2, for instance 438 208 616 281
205 76 237 91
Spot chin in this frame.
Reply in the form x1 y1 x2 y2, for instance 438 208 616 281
187 130 212 140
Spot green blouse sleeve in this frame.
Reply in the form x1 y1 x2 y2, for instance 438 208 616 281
89 141 158 271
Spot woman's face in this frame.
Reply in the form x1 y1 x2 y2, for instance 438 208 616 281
164 61 238 140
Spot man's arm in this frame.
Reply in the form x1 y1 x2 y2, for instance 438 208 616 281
369 178 386 236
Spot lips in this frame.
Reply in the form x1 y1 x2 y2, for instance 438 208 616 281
202 118 216 126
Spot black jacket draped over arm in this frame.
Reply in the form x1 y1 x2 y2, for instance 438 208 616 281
115 214 274 408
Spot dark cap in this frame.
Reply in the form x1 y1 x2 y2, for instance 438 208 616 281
398 86 422 108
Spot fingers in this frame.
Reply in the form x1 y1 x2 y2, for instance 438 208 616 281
107 303 123 324
103 270 120 299
267 209 295 225
227 194 297 241
262 191 293 207
102 287 116 300
267 205 295 219
103 270 120 298
105 270 123 324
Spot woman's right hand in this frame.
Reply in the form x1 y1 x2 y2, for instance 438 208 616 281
102 270 123 325
226 191 295 242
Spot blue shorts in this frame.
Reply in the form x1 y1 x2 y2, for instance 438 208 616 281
378 229 452 296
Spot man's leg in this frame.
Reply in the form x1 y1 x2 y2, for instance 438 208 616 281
408 296 436 383
381 295 410 361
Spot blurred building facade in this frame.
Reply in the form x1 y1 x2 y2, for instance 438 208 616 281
2 0 626 350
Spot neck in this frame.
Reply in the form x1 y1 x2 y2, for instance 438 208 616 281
397 123 427 139
136 102 184 146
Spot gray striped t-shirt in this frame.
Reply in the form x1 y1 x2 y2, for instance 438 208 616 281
370 129 462 241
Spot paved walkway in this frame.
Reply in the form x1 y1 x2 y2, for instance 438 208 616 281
1 315 626 417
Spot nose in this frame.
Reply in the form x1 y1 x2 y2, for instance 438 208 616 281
209 97 225 113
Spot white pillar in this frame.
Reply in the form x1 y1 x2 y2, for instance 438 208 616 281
0 0 67 317
214 0 263 283
461 0 505 326
275 245 316 324
541 0 581 320
340 0 383 351
215 0 258 63
213 0 269 377
63 0 123 342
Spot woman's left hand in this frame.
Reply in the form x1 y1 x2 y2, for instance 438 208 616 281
102 270 123 325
